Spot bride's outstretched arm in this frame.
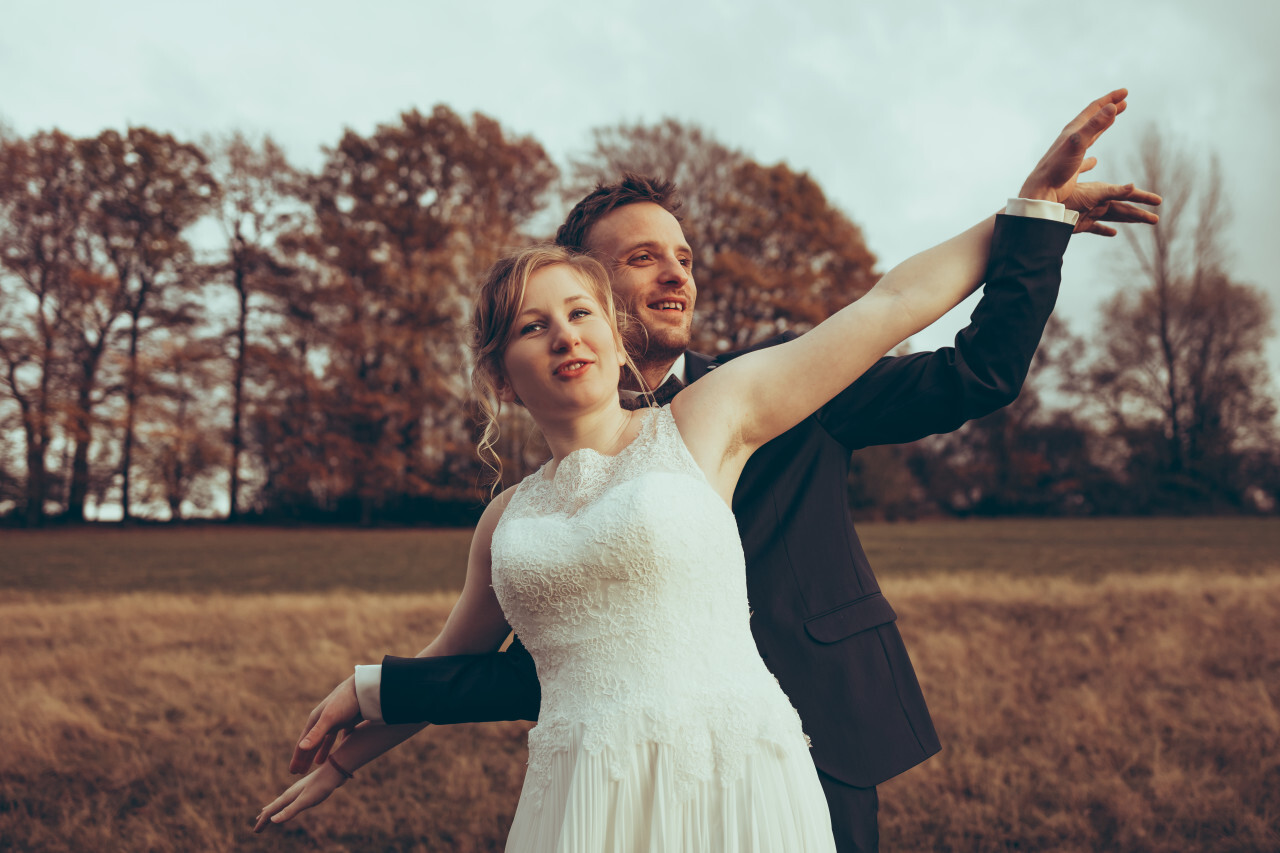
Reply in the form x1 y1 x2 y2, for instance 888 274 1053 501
256 489 515 832
675 89 1158 489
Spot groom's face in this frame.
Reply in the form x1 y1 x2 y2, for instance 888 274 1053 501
583 202 696 361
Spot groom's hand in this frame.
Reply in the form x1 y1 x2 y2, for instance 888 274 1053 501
289 675 363 774
1019 88 1162 236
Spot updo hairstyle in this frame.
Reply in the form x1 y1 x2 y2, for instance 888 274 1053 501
470 244 647 495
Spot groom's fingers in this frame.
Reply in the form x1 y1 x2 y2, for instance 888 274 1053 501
296 702 323 750
290 726 324 774
290 729 328 773
313 729 338 766
292 700 350 773
289 744 316 775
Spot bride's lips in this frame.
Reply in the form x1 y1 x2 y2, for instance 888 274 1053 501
553 358 594 378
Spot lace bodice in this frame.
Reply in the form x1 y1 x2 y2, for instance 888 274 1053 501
490 406 809 804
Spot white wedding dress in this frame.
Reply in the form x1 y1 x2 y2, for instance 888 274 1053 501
490 406 836 852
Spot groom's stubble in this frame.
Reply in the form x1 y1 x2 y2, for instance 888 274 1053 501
581 201 698 391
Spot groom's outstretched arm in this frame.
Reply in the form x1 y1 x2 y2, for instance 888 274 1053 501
289 638 540 774
379 635 540 725
816 211 1072 451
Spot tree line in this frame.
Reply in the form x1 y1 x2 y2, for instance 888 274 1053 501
0 109 1275 525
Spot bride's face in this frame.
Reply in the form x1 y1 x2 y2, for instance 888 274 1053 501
499 264 627 417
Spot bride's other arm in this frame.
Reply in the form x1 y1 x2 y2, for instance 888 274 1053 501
289 487 527 773
256 490 515 832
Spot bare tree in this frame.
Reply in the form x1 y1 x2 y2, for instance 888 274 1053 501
206 132 301 519
1086 127 1276 505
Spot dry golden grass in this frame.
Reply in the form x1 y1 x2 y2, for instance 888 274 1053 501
881 573 1280 852
1 592 528 852
1 523 1278 851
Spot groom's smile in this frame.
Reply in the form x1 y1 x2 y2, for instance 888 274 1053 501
583 201 697 360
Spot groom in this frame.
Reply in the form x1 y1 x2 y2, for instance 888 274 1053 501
287 91 1158 851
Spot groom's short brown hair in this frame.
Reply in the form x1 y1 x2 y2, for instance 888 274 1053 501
555 172 685 253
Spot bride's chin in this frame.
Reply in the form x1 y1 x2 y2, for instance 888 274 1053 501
527 387 617 419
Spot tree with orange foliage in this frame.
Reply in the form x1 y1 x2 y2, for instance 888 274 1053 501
259 106 558 522
78 127 216 521
0 130 87 524
206 132 302 520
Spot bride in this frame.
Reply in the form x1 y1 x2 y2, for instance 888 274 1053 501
255 91 1153 850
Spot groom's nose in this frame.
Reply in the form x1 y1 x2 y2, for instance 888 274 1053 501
657 254 690 287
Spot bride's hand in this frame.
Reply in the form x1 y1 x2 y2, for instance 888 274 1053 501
253 760 348 833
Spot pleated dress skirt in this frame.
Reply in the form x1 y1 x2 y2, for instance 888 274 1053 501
503 733 837 853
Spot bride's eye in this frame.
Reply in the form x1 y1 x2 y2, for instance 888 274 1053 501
570 308 592 320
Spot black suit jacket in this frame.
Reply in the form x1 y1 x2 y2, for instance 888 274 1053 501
381 214 1073 787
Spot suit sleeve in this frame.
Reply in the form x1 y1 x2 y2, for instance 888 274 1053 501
379 635 541 725
816 214 1073 450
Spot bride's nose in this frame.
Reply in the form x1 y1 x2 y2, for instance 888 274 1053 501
551 321 581 352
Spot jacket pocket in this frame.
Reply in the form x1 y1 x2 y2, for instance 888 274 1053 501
803 592 897 644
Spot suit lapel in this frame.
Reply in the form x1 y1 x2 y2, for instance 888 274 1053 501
684 350 715 384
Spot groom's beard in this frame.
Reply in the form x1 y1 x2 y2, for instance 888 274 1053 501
619 308 692 391
625 341 687 393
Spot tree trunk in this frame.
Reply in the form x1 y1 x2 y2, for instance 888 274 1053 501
120 308 144 522
22 429 45 527
65 349 104 522
229 254 248 520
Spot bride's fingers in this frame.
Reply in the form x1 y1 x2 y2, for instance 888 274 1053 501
1098 200 1160 223
254 778 306 833
271 782 335 828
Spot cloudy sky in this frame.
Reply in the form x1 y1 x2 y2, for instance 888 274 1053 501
3 0 1278 366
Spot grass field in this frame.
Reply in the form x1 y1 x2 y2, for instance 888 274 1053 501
4 517 1278 594
2 519 1278 851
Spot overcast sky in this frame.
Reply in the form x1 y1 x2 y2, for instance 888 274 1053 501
3 0 1278 369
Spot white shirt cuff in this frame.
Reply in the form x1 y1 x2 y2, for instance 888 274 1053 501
354 664 384 724
1005 197 1080 227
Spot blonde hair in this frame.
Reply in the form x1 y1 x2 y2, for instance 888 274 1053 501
470 244 647 495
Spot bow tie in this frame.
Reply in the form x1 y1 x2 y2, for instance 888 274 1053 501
621 374 685 410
